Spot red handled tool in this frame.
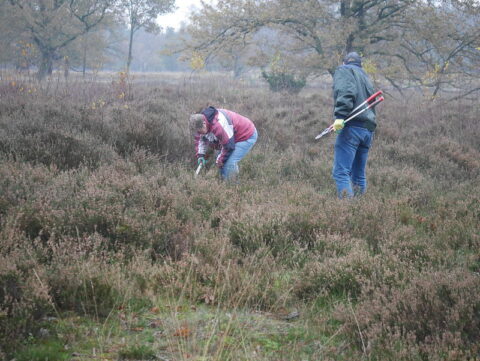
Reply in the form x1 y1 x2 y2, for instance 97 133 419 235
315 90 384 140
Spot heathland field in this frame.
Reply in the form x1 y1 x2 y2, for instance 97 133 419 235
0 73 479 361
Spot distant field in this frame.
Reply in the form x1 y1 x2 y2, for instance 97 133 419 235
0 73 478 360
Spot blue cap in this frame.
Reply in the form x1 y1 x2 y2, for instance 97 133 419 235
343 52 362 66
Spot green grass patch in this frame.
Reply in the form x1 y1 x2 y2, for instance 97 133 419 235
14 340 71 361
118 344 157 360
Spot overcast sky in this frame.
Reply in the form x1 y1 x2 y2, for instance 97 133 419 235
158 0 216 30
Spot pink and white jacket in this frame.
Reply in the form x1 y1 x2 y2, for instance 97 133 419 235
194 107 256 166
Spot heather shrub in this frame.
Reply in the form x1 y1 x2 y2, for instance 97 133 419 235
261 70 306 94
431 137 479 175
0 161 54 208
0 272 30 341
0 102 118 170
0 75 479 359
0 265 51 355
149 241 295 310
369 166 425 195
0 84 191 169
342 196 399 254
107 102 188 161
339 270 480 359
229 218 290 255
227 197 343 264
384 225 436 266
295 248 376 300
285 211 327 250
16 210 52 257
2 159 197 258
1 235 137 351
433 197 480 252
48 268 121 318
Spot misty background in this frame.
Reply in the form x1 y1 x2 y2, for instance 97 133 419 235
0 0 478 98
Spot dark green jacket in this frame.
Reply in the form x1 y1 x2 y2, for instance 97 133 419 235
333 64 376 131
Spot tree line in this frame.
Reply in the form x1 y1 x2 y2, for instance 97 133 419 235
1 0 479 97
0 0 178 78
185 0 480 97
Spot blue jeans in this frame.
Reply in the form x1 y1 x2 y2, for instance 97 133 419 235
221 130 258 180
332 126 373 198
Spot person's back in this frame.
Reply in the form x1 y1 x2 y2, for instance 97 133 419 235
218 109 255 143
331 52 377 198
333 54 376 131
190 107 258 181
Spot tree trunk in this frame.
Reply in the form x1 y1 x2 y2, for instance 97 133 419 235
341 0 354 54
82 35 88 77
127 26 135 73
345 33 355 53
432 80 442 98
37 47 54 80
64 56 69 80
340 0 352 17
233 54 243 78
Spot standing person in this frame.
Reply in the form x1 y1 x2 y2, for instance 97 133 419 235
331 52 377 198
190 106 258 181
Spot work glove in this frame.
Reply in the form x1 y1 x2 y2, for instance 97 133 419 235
197 157 206 167
333 119 345 132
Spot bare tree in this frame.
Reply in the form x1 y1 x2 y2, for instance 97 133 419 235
7 0 115 79
117 0 175 72
0 1 27 67
186 0 413 76
414 1 478 98
380 0 480 98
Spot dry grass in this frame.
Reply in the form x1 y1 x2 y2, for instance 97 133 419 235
0 72 479 360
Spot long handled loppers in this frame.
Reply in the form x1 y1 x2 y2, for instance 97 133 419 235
315 90 384 140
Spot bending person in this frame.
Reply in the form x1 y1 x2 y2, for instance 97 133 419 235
190 106 258 181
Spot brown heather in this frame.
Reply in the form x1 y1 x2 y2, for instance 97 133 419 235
0 73 479 360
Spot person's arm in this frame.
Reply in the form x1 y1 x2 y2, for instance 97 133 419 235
210 121 235 167
333 67 356 120
194 133 208 158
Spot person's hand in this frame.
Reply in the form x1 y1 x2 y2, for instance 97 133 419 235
216 161 223 168
333 119 344 132
198 157 206 166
